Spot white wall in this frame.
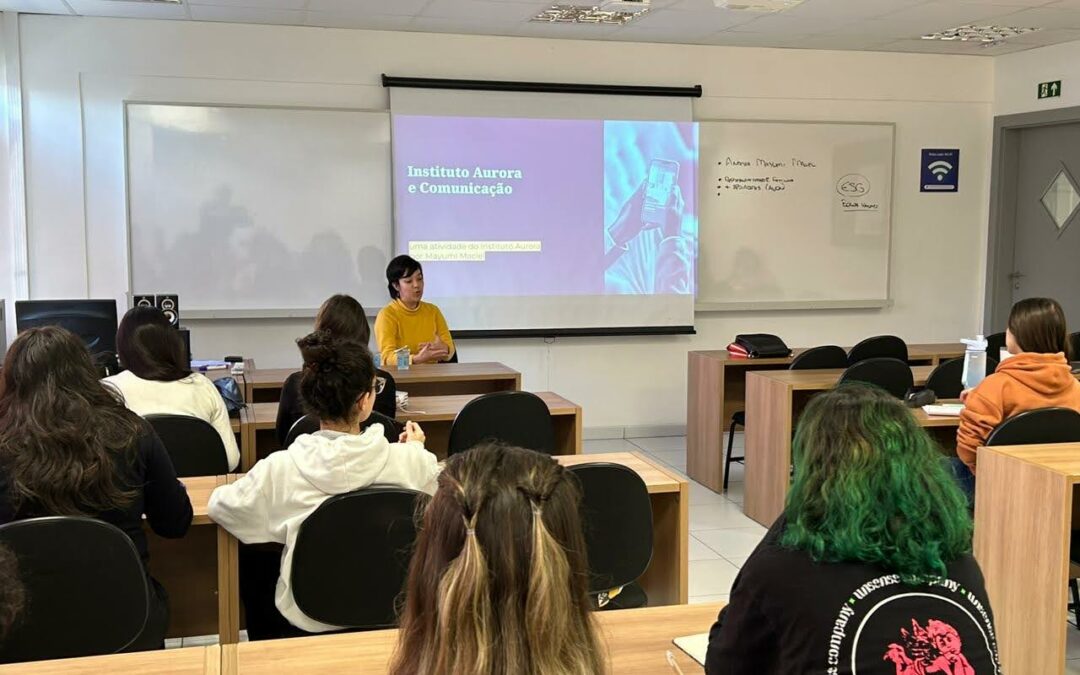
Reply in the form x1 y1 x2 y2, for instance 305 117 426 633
996 40 1080 116
12 15 995 433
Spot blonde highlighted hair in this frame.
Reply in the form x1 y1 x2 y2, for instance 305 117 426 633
390 443 605 675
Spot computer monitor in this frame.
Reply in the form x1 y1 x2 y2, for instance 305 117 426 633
15 300 119 369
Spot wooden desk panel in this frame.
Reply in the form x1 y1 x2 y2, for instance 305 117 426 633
244 362 521 403
0 646 220 675
222 603 721 675
974 444 1080 675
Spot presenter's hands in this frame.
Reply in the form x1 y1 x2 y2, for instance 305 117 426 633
416 333 450 363
660 185 686 239
608 182 648 249
400 421 426 445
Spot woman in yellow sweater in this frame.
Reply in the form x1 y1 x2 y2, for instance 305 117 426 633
374 255 456 365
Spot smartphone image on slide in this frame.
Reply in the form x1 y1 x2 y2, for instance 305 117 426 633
641 159 680 227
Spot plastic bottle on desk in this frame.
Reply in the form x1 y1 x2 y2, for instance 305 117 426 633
961 335 988 390
395 347 410 371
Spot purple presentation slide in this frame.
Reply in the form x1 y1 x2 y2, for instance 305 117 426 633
392 115 698 297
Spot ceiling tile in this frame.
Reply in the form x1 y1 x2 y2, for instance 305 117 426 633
700 30 804 47
624 7 758 32
512 21 624 38
190 0 306 10
784 33 900 50
728 14 853 34
781 0 925 20
979 6 1080 29
421 0 537 22
408 15 513 35
0 0 71 13
874 1 1039 32
302 10 415 29
304 0 427 15
1006 26 1080 44
189 5 304 24
65 0 187 19
876 37 1007 53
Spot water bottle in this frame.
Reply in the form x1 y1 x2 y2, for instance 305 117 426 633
395 347 410 371
372 350 382 368
961 334 988 390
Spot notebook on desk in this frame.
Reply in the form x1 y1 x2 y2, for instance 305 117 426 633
673 632 709 666
923 403 964 417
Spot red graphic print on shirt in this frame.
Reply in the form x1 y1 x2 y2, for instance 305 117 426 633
883 619 975 675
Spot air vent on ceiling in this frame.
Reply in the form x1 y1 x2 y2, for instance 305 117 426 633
713 0 804 12
532 3 651 25
921 24 1039 43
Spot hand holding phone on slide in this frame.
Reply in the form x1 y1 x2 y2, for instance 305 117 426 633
608 162 685 251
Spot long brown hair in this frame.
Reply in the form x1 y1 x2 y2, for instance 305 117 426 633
116 306 190 382
1008 297 1070 356
0 326 141 515
314 294 370 345
390 444 605 675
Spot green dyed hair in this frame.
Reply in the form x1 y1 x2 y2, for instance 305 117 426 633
780 383 972 583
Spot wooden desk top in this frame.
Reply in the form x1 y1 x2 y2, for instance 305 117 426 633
910 400 963 428
246 362 520 390
181 475 224 526
224 603 720 674
397 391 578 423
980 443 1080 477
0 645 220 674
557 451 684 495
691 343 966 365
750 365 935 390
250 402 278 430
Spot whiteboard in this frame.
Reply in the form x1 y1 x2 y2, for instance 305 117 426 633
126 104 392 317
696 120 894 310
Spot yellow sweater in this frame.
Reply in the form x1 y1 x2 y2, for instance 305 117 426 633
374 299 456 365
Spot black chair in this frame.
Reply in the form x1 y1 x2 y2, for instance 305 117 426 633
837 357 913 399
145 414 229 477
724 345 849 491
290 487 423 629
986 407 1080 447
447 391 555 456
1070 332 1080 360
847 335 908 366
986 332 1007 360
568 463 653 610
446 347 459 364
0 517 149 663
374 368 397 419
924 356 1000 399
284 414 321 447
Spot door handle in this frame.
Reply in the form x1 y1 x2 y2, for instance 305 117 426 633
1007 271 1025 280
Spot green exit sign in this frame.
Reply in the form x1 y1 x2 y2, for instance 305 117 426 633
1039 80 1062 99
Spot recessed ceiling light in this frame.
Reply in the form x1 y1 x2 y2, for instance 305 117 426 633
921 25 1039 43
532 4 651 25
713 0 804 12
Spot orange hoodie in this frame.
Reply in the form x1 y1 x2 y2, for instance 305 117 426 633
956 352 1080 471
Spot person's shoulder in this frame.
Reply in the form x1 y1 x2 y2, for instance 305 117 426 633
103 369 137 388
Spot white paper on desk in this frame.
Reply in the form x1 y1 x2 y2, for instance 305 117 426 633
922 403 964 417
673 633 709 666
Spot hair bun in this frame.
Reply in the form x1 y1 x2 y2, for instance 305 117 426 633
297 331 341 372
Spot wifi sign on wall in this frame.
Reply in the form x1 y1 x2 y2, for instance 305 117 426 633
920 148 960 193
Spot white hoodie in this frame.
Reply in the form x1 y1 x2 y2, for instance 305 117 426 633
207 423 439 633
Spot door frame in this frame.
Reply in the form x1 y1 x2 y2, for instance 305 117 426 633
985 106 1080 332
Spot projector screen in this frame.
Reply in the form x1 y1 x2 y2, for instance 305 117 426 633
391 114 698 333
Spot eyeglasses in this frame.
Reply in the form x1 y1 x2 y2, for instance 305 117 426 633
374 376 386 395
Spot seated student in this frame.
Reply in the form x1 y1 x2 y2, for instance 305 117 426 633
374 255 455 366
956 297 1080 490
0 327 193 650
276 294 398 445
105 306 240 471
390 443 604 675
209 331 438 635
706 384 1000 674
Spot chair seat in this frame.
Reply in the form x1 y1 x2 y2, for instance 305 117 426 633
593 581 648 611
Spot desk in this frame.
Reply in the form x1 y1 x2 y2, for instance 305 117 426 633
147 475 238 643
221 603 720 675
558 452 689 606
973 444 1080 675
0 646 220 675
687 343 965 491
241 392 583 469
244 362 521 404
742 366 939 527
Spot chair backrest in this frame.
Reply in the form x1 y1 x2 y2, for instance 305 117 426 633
284 414 321 447
447 391 555 457
1070 332 1080 360
789 345 848 371
837 357 914 399
145 414 229 477
986 332 1007 359
986 407 1080 447
925 356 1001 399
0 517 149 663
847 335 908 365
567 463 653 594
290 487 422 629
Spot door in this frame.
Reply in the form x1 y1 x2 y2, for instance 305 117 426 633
1011 123 1080 323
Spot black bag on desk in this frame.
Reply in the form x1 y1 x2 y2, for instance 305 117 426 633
733 334 792 358
213 376 247 417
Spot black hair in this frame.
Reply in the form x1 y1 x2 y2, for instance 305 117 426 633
386 255 423 300
115 306 190 382
297 331 376 423
315 294 370 345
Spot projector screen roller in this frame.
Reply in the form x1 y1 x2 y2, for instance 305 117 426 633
392 114 698 333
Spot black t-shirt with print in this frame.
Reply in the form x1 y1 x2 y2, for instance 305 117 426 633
705 516 1001 675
